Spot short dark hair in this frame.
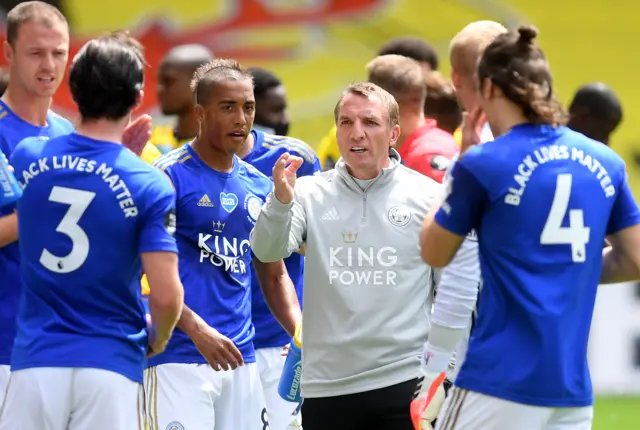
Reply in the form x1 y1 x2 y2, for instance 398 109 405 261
568 83 623 144
378 37 439 70
477 25 567 126
6 1 67 46
69 30 145 121
569 83 622 128
248 67 282 99
190 58 254 105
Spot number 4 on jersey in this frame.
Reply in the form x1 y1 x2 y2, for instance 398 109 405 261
540 174 591 263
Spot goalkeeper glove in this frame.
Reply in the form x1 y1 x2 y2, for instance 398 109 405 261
410 369 447 430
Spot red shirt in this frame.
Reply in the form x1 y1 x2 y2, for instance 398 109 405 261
397 119 459 183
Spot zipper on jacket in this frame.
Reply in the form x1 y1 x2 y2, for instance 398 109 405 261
359 174 382 223
362 194 367 222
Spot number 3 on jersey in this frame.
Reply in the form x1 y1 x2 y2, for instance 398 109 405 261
40 186 96 274
540 174 590 263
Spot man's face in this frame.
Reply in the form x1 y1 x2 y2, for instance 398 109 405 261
5 19 69 98
451 65 480 114
156 62 194 116
255 84 289 136
336 92 400 178
195 78 255 155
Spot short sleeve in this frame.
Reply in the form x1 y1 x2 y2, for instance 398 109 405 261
607 168 640 235
138 174 178 254
5 138 31 214
434 160 487 236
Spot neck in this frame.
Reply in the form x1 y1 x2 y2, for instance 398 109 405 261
192 137 235 172
490 107 528 137
2 85 51 126
175 110 200 140
237 132 255 159
75 117 129 144
396 114 425 149
347 157 390 180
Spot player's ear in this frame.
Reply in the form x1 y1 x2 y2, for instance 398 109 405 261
480 77 494 101
451 69 461 91
389 123 401 148
194 104 205 123
134 89 144 110
3 41 13 64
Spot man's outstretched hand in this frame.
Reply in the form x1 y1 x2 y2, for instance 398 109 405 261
123 114 152 157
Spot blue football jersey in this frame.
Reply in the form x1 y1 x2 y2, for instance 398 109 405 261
435 124 640 407
0 101 74 365
243 130 320 348
148 143 273 367
9 133 177 383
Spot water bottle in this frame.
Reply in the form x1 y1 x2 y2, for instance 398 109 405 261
278 322 303 403
0 153 22 207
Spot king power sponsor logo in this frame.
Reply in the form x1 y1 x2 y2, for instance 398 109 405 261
328 245 398 286
198 232 250 274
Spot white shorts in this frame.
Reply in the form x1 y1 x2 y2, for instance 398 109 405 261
0 365 9 408
0 367 144 430
146 362 267 430
435 387 593 430
256 347 303 430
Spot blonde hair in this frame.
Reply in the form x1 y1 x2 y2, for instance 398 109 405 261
334 81 399 127
449 20 508 78
365 54 426 104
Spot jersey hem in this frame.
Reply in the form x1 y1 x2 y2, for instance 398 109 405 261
254 335 290 349
455 379 594 407
146 352 256 368
301 369 419 398
10 360 143 384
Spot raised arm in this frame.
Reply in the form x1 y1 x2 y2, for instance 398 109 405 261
251 153 307 262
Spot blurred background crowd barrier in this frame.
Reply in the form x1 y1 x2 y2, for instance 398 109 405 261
0 0 638 395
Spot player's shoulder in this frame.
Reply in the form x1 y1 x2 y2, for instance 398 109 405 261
152 144 192 174
564 128 624 166
259 130 318 165
237 157 272 194
47 110 74 133
11 135 52 163
115 148 175 195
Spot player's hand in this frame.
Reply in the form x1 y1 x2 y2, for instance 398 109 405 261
272 153 303 204
123 114 152 157
460 107 486 154
281 343 291 356
191 324 244 371
410 370 447 430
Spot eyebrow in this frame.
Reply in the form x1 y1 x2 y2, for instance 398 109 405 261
218 99 255 105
